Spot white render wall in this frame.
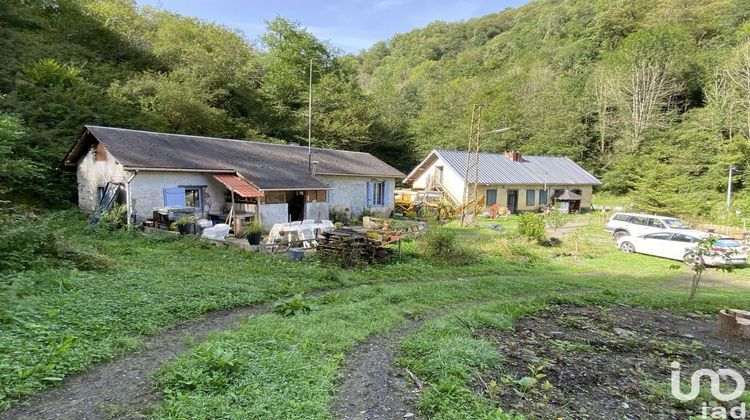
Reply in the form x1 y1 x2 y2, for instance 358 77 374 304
316 174 396 217
259 203 288 228
128 172 227 220
410 156 477 205
305 202 330 222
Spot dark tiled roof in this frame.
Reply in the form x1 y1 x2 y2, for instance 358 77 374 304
64 126 404 190
405 149 601 186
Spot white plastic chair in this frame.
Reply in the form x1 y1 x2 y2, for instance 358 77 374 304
202 223 230 241
302 219 315 225
299 227 317 248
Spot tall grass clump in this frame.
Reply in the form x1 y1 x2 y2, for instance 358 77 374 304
417 227 478 265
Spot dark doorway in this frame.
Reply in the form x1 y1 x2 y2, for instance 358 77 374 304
287 191 305 222
507 190 518 214
571 189 582 212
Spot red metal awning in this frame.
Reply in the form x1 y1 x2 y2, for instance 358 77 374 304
213 174 264 198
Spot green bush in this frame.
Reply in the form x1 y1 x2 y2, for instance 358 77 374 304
0 206 113 272
417 227 478 265
517 213 545 241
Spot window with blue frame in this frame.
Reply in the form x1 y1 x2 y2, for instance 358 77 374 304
486 189 497 206
539 189 548 205
526 190 536 206
367 181 391 207
163 186 203 208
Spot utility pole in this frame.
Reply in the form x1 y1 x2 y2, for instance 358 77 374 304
460 104 484 227
308 58 313 174
726 165 736 214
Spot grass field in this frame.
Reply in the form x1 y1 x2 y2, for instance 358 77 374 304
0 210 747 416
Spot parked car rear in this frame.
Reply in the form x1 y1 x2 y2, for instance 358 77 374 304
604 212 692 240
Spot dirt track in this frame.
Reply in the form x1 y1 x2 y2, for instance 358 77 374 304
0 303 272 419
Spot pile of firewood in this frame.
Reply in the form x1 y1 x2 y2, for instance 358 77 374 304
316 229 393 266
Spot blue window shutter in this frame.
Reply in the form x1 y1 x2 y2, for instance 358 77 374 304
163 188 186 206
383 182 392 205
366 182 373 207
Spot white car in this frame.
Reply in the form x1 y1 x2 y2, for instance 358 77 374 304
617 230 748 266
605 212 693 241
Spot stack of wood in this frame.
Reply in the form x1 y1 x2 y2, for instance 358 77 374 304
316 229 393 265
718 309 750 340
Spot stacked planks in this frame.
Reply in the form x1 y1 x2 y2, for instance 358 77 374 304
316 229 393 265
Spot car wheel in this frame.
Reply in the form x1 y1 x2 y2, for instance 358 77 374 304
619 241 635 253
613 231 628 241
683 252 703 266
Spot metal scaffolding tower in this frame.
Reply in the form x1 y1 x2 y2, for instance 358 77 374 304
460 104 484 227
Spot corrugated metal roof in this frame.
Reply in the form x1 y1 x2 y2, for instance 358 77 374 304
414 149 601 186
212 174 264 198
62 126 404 190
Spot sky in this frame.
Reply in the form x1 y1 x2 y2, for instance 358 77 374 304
136 0 530 53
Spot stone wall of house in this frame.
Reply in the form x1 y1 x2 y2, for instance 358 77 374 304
76 145 129 213
315 175 396 218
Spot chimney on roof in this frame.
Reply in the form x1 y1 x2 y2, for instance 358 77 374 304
504 150 522 162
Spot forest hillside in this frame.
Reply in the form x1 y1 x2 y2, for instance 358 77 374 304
1 0 749 220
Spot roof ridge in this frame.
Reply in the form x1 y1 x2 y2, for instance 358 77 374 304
433 148 573 159
85 125 375 156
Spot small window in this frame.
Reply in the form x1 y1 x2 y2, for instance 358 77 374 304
264 192 286 204
526 190 536 206
630 216 649 226
486 189 497 206
539 190 548 205
184 188 201 208
644 232 672 240
648 218 665 228
613 214 630 222
306 190 328 203
671 234 698 243
372 182 385 206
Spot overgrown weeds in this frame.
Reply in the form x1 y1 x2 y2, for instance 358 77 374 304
417 227 478 265
0 205 113 272
272 294 317 317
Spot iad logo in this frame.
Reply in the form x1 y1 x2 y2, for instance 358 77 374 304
670 361 747 419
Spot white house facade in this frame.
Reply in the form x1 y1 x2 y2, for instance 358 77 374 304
61 126 403 229
403 149 601 213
